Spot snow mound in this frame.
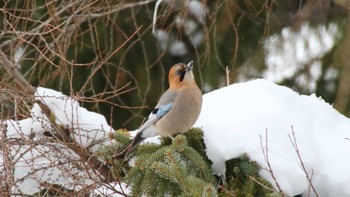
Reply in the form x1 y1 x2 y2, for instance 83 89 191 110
194 79 350 196
2 87 113 195
35 87 112 150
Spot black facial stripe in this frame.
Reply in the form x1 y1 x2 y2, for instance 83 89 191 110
175 65 186 82
179 70 186 82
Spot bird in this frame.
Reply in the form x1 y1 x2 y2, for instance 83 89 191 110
115 61 202 159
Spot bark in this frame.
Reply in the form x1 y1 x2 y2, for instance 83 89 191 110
334 12 350 115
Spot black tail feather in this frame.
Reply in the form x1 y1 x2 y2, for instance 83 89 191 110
114 132 145 159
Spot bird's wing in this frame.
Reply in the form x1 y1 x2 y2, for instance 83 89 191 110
115 102 173 159
139 102 173 132
115 103 173 159
138 89 177 134
155 89 177 108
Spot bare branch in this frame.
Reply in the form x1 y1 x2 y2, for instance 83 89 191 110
0 122 15 196
79 26 143 94
0 49 35 94
288 126 319 197
1 48 113 182
259 129 285 196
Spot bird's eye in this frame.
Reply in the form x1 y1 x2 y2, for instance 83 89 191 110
175 69 181 76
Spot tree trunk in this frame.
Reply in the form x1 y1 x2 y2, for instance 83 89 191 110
334 11 350 115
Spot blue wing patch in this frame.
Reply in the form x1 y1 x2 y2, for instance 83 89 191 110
138 103 173 135
153 103 173 118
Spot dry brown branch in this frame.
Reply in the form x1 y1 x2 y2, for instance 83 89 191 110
79 27 142 94
249 175 275 193
288 126 319 197
0 48 113 183
0 122 15 197
259 129 285 196
0 49 35 94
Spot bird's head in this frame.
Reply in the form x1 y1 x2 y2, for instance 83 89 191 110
168 61 196 88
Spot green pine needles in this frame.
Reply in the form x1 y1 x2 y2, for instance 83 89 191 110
224 154 280 197
110 128 280 196
122 129 215 196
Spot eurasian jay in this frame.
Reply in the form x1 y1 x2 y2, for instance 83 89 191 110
115 61 202 159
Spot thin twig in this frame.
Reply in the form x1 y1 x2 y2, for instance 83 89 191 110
79 26 142 94
0 49 36 94
249 175 275 193
288 126 319 197
1 48 113 182
152 0 164 34
226 66 230 86
259 129 285 196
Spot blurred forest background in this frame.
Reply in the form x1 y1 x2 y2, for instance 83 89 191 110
1 0 350 130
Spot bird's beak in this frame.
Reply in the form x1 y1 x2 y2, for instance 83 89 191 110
186 61 194 71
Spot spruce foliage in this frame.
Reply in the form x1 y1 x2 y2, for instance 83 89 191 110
224 154 278 196
124 130 216 196
110 128 281 196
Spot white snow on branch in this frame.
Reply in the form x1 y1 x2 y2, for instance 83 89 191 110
2 87 113 195
35 87 113 150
